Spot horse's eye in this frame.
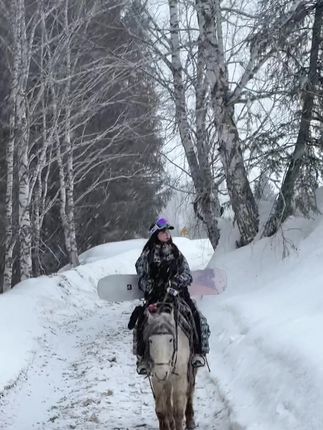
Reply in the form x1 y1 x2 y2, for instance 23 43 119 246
169 338 173 343
149 339 152 344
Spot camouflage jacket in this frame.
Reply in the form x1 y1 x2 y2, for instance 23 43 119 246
135 243 192 294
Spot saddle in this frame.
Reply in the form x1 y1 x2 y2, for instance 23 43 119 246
128 298 197 352
175 299 197 347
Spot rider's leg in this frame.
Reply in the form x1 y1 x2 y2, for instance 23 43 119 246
181 289 203 351
136 314 149 375
181 288 206 368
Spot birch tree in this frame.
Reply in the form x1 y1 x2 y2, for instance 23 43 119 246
3 0 33 289
133 0 223 249
180 0 319 245
166 0 221 248
262 0 323 236
3 9 17 290
1 0 166 289
194 0 259 245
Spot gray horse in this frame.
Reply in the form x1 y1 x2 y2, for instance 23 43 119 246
143 303 196 430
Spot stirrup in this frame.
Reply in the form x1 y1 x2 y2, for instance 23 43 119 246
191 354 205 368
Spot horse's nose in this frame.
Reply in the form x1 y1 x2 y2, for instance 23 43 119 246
154 369 168 381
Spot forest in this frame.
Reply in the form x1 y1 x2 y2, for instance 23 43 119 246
0 0 322 292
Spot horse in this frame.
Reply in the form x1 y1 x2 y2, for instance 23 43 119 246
143 301 197 430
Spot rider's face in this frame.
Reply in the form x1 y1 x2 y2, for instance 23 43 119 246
157 229 171 243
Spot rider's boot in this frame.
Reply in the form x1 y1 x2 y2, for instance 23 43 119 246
191 353 206 368
136 356 148 375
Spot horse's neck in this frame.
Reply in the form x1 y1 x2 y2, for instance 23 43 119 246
172 324 191 370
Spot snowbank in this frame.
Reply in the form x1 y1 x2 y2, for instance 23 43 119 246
202 213 323 430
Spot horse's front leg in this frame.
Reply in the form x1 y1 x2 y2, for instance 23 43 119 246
172 376 188 430
154 382 174 430
185 371 197 429
166 391 176 430
185 396 196 430
156 412 172 430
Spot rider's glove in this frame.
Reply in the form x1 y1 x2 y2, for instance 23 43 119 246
167 286 179 297
170 279 181 290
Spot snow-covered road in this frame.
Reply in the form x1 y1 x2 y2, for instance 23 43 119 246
0 301 230 429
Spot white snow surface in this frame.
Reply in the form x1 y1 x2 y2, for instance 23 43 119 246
1 204 323 429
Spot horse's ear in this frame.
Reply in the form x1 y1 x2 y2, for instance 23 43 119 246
147 310 155 322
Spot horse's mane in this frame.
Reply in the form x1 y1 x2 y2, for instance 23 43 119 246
143 309 175 340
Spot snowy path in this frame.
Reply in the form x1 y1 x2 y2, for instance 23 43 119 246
0 302 230 429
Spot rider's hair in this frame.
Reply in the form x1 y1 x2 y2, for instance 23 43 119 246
142 228 181 262
142 229 172 252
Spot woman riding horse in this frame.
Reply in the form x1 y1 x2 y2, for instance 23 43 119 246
135 217 208 375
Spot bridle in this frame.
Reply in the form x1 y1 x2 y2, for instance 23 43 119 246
146 304 179 378
148 331 177 369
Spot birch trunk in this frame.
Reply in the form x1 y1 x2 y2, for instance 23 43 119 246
168 0 220 249
56 135 73 260
32 177 42 277
3 51 17 291
17 98 32 280
46 46 73 265
64 0 79 266
16 0 32 279
43 0 79 267
196 0 259 246
4 0 32 289
262 1 323 237
194 39 221 247
65 122 79 267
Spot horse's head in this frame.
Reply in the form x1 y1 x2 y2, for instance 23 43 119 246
143 303 177 381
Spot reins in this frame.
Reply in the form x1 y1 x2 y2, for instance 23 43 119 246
158 287 179 373
172 298 179 375
146 288 180 391
146 296 179 400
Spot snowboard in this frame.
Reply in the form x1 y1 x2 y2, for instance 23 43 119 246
97 267 227 302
